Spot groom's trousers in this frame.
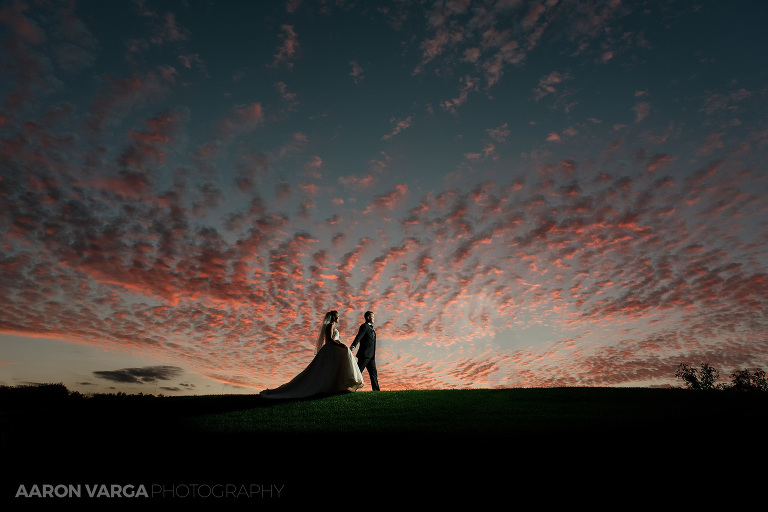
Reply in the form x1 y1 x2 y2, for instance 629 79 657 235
357 355 380 391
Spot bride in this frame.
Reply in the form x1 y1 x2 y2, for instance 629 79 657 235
260 310 364 399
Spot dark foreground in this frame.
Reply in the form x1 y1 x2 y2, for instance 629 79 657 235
2 387 767 507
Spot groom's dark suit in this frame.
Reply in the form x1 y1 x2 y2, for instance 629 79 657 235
350 321 379 391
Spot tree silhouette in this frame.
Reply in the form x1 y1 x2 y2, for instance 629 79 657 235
676 363 768 391
675 363 722 390
730 368 768 392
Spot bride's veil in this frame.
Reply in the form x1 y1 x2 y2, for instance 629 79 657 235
315 311 332 353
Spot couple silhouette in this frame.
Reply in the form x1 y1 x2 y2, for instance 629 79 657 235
260 310 379 399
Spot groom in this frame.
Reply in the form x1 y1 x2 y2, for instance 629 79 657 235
350 311 380 391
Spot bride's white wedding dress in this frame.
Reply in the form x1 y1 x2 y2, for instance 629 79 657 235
260 328 363 399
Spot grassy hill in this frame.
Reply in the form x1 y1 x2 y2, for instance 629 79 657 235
3 385 767 505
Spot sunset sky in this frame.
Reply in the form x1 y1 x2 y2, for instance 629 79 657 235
1 0 766 395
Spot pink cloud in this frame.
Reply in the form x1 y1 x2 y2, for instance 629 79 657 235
546 132 561 142
464 143 495 161
440 75 479 115
178 53 208 77
234 152 270 193
646 153 675 173
338 174 375 190
487 123 511 142
84 69 176 134
303 156 323 179
125 11 189 55
534 70 577 113
633 101 650 122
414 27 463 74
362 184 409 214
382 115 414 140
0 1 44 44
349 60 364 83
274 81 298 107
271 24 299 68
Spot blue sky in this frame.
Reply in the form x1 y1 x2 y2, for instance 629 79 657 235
1 0 767 394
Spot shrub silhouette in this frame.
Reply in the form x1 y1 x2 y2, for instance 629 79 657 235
0 382 78 409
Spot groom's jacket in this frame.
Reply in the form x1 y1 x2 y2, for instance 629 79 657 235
351 322 376 359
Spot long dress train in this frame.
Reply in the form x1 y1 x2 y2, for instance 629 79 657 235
260 328 363 399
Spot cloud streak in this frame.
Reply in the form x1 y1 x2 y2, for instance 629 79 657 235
94 366 184 384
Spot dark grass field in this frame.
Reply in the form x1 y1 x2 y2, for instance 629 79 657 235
3 385 767 506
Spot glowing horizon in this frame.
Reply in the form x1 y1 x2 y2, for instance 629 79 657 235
1 0 767 395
